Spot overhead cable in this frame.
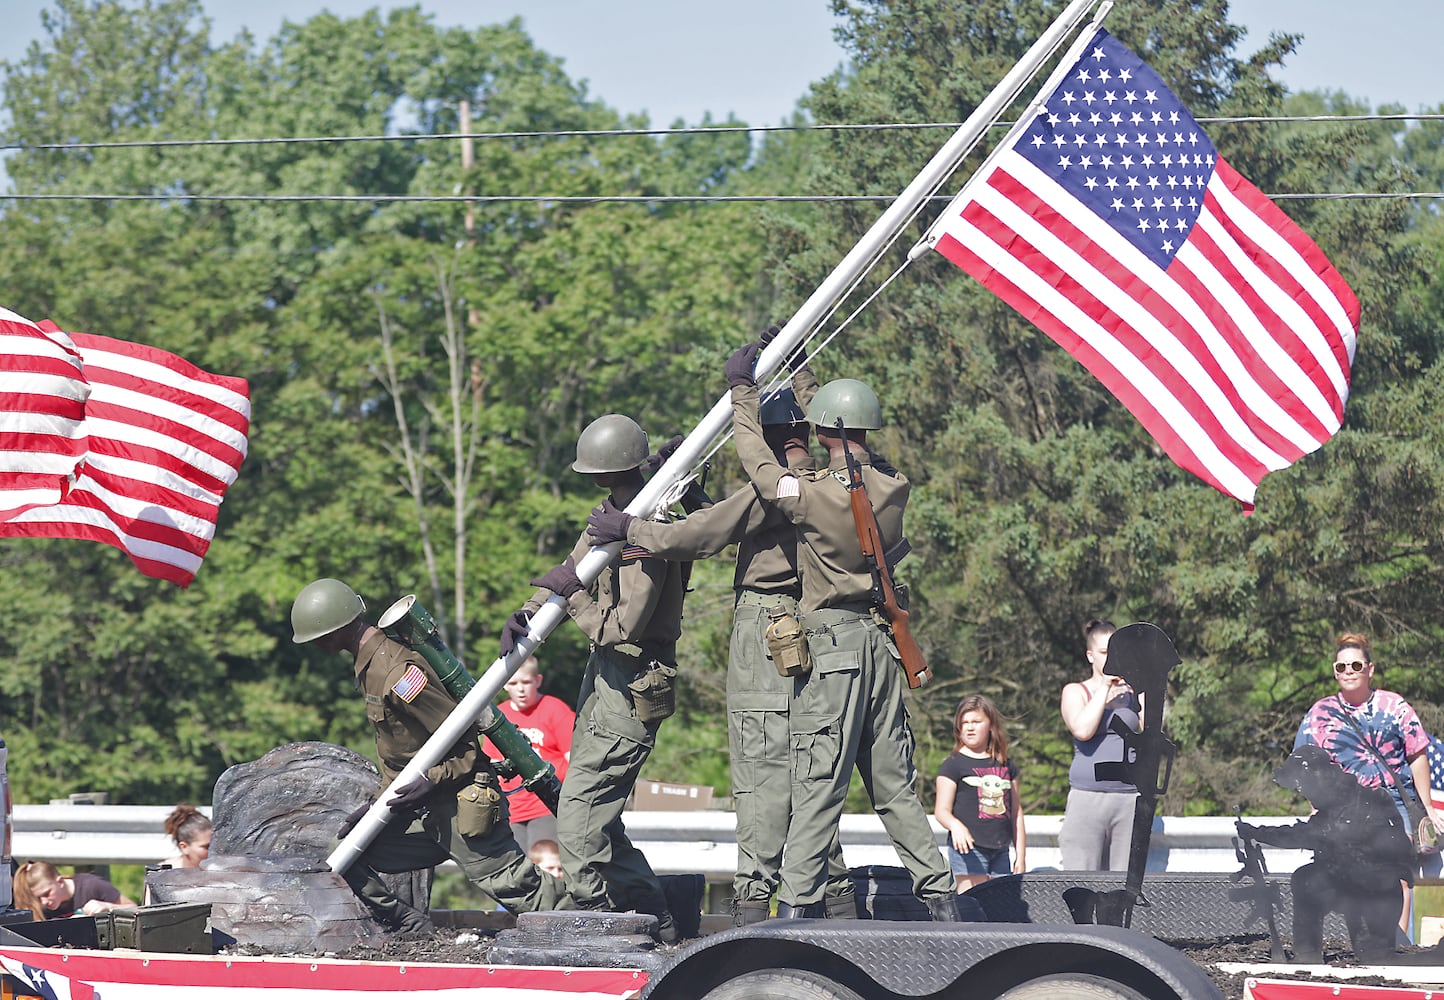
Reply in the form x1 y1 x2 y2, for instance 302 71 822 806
2 112 1442 154
3 191 1442 204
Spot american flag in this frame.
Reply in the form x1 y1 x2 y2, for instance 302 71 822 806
925 28 1360 510
391 664 429 703
0 318 250 587
0 308 90 521
1429 737 1444 815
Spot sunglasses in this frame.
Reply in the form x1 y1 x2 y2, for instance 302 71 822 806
1333 660 1369 674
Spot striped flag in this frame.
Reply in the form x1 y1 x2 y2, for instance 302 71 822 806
924 28 1360 510
0 322 250 587
0 308 90 520
1429 737 1444 816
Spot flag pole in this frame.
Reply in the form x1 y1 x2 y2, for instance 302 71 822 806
328 0 1104 877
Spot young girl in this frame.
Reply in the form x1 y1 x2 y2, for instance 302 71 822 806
934 695 1026 892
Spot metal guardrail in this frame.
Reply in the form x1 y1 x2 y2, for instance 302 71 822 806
13 804 1314 878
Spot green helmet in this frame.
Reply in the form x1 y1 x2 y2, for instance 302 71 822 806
759 386 806 426
291 578 365 643
572 414 649 474
805 378 883 430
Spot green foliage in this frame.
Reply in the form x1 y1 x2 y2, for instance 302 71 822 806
0 0 1442 838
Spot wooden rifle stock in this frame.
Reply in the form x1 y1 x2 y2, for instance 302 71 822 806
838 422 930 689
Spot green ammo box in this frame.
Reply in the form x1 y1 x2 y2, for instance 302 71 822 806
97 902 214 953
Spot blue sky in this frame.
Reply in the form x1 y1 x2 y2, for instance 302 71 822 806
3 1 1442 131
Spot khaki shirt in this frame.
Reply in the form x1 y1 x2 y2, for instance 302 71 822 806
525 523 688 662
626 457 812 597
731 383 908 614
353 630 480 789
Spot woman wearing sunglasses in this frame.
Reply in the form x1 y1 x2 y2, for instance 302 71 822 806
1293 630 1442 936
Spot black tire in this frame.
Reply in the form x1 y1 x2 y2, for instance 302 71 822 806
998 972 1152 1000
700 968 865 1000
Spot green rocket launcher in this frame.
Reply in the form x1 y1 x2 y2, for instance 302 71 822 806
378 594 561 815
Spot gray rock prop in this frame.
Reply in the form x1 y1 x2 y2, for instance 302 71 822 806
147 742 425 952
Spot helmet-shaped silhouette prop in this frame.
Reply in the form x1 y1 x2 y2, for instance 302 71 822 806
760 386 807 427
572 414 649 474
292 578 366 643
805 378 882 430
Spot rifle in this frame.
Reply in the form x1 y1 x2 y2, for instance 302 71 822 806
836 419 930 689
1231 811 1286 961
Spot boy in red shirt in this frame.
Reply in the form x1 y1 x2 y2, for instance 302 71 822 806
488 656 575 851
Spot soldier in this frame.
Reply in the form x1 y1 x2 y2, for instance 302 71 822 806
500 414 689 941
291 578 568 932
720 343 960 922
586 377 857 925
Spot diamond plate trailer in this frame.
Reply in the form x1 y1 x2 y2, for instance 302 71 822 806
644 921 1223 1000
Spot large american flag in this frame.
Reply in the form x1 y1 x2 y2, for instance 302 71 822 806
0 316 250 587
1429 737 1444 815
926 29 1360 510
0 308 90 520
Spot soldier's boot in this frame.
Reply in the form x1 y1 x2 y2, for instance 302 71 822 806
824 891 859 919
731 899 771 927
775 901 825 919
925 894 962 923
632 888 680 944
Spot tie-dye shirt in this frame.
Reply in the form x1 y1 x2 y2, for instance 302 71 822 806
1293 689 1429 794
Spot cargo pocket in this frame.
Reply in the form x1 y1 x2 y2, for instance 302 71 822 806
791 718 843 782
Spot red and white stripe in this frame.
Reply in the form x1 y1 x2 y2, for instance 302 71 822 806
0 308 90 521
0 326 250 587
931 150 1359 510
0 946 646 999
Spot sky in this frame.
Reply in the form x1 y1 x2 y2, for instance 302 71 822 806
2 0 1442 134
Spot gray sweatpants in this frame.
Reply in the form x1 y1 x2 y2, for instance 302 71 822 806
1058 787 1137 871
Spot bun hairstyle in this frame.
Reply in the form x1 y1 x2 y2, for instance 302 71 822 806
164 804 212 847
1335 631 1371 663
1084 618 1116 641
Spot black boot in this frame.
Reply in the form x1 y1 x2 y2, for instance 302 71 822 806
824 892 860 920
925 894 961 923
731 899 771 927
654 909 680 944
776 901 825 919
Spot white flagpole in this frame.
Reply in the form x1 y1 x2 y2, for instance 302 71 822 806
328 0 1103 877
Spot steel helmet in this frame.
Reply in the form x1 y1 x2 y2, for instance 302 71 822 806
804 378 883 430
759 385 807 426
572 414 649 474
291 578 366 643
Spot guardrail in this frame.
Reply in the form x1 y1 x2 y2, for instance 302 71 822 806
13 804 1313 878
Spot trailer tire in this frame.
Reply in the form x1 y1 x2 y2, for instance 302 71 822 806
700 968 864 1000
998 972 1151 1000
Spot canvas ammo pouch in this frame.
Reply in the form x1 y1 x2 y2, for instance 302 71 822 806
456 771 503 838
765 605 813 678
628 661 677 724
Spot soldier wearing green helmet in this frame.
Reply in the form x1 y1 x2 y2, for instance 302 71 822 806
290 578 568 933
499 413 690 941
720 342 960 923
586 345 856 927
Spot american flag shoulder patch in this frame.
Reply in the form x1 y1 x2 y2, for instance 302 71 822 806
392 664 428 703
621 543 649 562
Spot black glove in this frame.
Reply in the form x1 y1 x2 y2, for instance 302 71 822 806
642 434 685 476
588 498 635 545
387 774 435 813
759 324 783 345
338 803 370 839
725 342 762 389
1235 820 1259 840
499 609 531 658
532 558 583 598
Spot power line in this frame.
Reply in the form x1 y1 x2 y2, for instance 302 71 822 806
2 112 1441 154
0 191 1438 206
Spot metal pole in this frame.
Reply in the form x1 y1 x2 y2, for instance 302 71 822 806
328 0 1102 876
